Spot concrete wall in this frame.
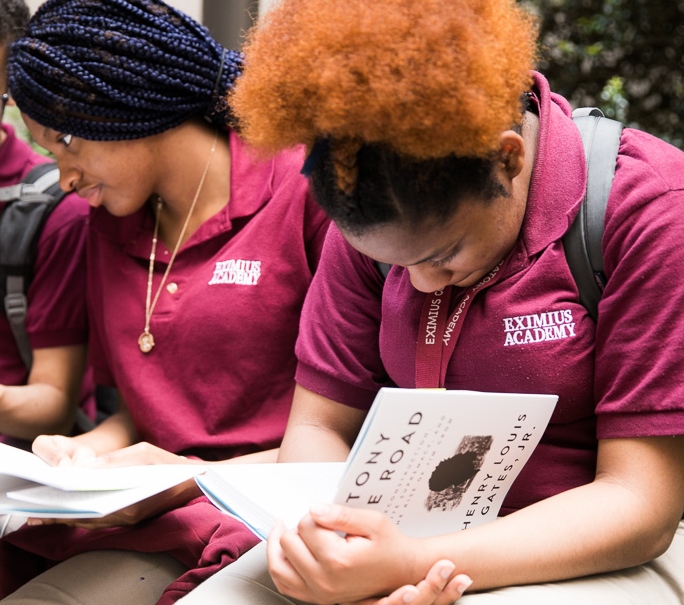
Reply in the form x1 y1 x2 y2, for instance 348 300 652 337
24 0 203 21
24 0 276 27
202 0 257 48
23 0 277 49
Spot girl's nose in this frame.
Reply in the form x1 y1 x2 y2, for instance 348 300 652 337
58 165 79 193
406 265 450 293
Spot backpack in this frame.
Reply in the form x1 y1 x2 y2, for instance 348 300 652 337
0 162 101 432
0 163 117 433
563 107 624 321
377 108 624 322
0 162 67 369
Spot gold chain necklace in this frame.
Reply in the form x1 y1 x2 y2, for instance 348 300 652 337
138 132 218 353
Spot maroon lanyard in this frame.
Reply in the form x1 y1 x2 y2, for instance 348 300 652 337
415 259 508 388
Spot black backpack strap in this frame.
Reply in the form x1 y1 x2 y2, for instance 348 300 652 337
4 275 32 368
563 108 624 321
376 261 392 280
0 162 65 203
0 162 66 369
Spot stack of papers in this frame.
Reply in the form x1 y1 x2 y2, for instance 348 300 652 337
0 443 205 518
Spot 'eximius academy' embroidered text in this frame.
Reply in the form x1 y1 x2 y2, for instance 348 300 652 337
208 259 262 285
503 309 576 346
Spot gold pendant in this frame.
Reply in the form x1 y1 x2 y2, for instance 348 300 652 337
138 330 155 353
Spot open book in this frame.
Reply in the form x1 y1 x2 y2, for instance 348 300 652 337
197 388 557 539
0 443 205 518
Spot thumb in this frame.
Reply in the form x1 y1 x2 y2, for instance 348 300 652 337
307 502 385 537
32 435 74 466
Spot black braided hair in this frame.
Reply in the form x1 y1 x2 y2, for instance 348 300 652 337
310 143 506 236
8 0 243 140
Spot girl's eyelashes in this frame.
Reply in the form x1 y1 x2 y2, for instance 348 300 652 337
429 249 458 268
58 133 73 147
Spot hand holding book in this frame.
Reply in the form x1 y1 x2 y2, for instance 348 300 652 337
0 441 206 519
31 434 98 469
268 504 472 605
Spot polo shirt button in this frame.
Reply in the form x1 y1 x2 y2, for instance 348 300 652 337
166 282 179 294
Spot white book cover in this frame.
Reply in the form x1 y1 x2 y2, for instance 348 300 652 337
0 443 206 518
197 388 558 539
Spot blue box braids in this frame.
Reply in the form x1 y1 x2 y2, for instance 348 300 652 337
8 0 244 140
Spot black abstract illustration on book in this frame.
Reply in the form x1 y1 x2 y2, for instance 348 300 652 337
425 435 493 511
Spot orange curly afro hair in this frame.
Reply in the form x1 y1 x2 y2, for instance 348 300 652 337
231 0 538 160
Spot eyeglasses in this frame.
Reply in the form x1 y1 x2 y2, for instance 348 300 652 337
0 93 9 114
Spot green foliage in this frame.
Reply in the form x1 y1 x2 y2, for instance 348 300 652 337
525 0 684 148
600 75 628 121
2 105 51 155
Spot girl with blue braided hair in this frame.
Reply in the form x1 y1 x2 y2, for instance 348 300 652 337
1 0 330 603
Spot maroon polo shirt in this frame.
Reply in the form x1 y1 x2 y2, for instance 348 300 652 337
88 130 330 460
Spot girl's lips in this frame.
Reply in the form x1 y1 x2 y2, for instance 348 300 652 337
77 184 103 207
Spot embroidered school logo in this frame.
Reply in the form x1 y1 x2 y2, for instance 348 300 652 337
208 259 261 286
503 309 576 346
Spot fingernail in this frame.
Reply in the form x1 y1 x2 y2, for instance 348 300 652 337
27 519 43 526
440 562 456 580
402 589 417 603
455 575 473 594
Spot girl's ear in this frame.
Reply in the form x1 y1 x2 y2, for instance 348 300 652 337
498 131 525 180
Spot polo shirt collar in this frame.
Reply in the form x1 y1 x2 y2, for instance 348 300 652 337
92 129 278 259
521 72 587 258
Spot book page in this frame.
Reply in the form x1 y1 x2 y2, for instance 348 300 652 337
0 476 67 516
0 443 205 491
197 462 345 539
2 465 203 518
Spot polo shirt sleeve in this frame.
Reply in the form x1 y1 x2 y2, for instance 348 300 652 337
295 225 393 410
26 192 89 350
594 128 684 438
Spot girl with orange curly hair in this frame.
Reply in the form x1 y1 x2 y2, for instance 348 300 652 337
178 0 684 604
